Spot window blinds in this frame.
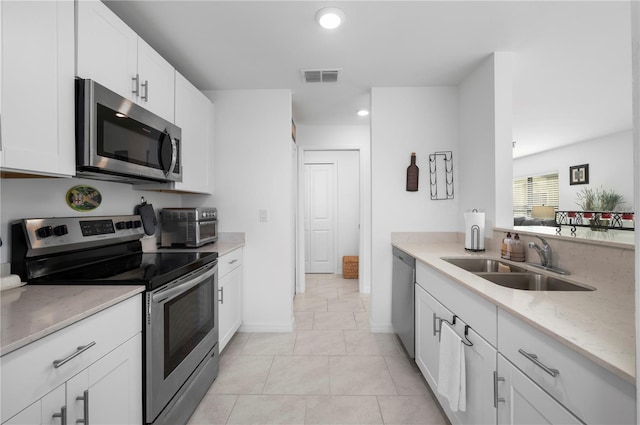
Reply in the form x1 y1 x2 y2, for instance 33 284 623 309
513 173 559 217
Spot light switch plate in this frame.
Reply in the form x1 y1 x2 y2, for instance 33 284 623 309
259 209 268 222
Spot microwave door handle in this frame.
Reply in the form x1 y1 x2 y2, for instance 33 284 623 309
169 135 177 175
152 264 216 304
162 129 178 176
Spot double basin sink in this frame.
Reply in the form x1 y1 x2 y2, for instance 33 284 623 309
442 258 594 291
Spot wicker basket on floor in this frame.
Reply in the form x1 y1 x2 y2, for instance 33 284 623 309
342 256 359 279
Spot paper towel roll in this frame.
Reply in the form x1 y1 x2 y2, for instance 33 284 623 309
464 211 485 251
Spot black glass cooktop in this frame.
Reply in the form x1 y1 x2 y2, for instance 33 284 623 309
30 251 218 291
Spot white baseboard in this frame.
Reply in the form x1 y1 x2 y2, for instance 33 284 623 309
369 321 395 333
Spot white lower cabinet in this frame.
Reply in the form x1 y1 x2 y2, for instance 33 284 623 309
496 354 581 425
218 248 244 352
413 260 636 425
415 282 450 388
497 308 635 425
4 385 65 425
415 276 497 425
1 296 142 425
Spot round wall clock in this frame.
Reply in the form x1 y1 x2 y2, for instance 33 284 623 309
66 185 102 212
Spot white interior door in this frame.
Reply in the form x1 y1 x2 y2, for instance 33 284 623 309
304 163 336 273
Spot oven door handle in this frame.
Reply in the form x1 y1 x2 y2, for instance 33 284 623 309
152 264 216 304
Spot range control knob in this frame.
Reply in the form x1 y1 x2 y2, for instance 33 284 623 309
126 221 134 229
133 220 142 228
36 226 53 238
115 221 127 230
53 225 68 236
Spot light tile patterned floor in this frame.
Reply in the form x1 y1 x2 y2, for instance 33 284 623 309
188 274 448 425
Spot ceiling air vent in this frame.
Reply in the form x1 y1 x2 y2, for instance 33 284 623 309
300 69 342 84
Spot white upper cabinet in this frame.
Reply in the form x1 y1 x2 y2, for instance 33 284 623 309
75 0 137 102
137 38 176 121
76 0 175 121
173 72 213 194
1 0 75 177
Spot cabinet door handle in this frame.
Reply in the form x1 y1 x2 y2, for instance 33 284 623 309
76 390 89 424
141 80 149 101
218 287 224 304
52 341 96 368
493 371 505 407
432 313 439 336
518 348 560 377
132 74 140 96
52 405 67 425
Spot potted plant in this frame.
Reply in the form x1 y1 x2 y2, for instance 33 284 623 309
575 186 625 231
599 188 625 211
575 187 597 211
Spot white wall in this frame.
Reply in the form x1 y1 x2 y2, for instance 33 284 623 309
303 150 360 275
513 130 634 211
370 87 460 331
631 1 640 416
194 89 295 332
0 177 182 262
369 55 512 332
458 52 514 231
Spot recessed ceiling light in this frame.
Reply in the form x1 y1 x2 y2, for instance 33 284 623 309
357 109 369 117
315 7 345 30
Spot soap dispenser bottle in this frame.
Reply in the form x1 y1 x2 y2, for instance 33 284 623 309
501 232 512 260
511 233 525 262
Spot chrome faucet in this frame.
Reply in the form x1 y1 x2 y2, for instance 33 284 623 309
528 236 551 267
527 236 570 275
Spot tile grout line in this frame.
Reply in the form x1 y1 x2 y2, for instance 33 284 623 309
223 394 240 425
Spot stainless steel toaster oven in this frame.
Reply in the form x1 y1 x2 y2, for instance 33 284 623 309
160 207 218 248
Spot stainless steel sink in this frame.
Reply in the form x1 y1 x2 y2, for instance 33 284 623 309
442 258 528 273
475 273 595 291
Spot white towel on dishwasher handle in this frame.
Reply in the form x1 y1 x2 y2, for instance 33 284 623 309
437 321 467 412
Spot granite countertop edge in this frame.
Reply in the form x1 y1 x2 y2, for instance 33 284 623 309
392 240 636 385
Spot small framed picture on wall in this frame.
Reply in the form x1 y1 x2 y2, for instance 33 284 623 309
569 164 589 185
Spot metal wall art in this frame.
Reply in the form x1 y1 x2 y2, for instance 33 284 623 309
429 151 454 200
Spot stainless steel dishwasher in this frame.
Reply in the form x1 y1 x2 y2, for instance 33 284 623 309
392 247 416 357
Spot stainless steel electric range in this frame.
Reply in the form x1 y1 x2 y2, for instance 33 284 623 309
11 215 219 425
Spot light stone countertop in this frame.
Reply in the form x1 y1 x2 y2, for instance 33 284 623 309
1 285 144 356
1 234 244 357
149 233 245 257
393 239 636 385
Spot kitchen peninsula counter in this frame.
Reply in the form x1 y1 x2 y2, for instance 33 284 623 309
392 235 636 384
1 285 144 356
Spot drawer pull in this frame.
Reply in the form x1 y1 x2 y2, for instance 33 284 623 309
52 405 67 425
53 341 96 368
493 371 505 407
228 259 238 265
518 348 560 377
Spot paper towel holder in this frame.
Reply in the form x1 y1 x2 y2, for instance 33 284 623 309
465 209 485 252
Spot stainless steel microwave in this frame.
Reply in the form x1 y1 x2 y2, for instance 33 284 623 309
75 78 182 184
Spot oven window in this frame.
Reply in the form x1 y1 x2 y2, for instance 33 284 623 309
199 221 217 240
164 278 215 378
